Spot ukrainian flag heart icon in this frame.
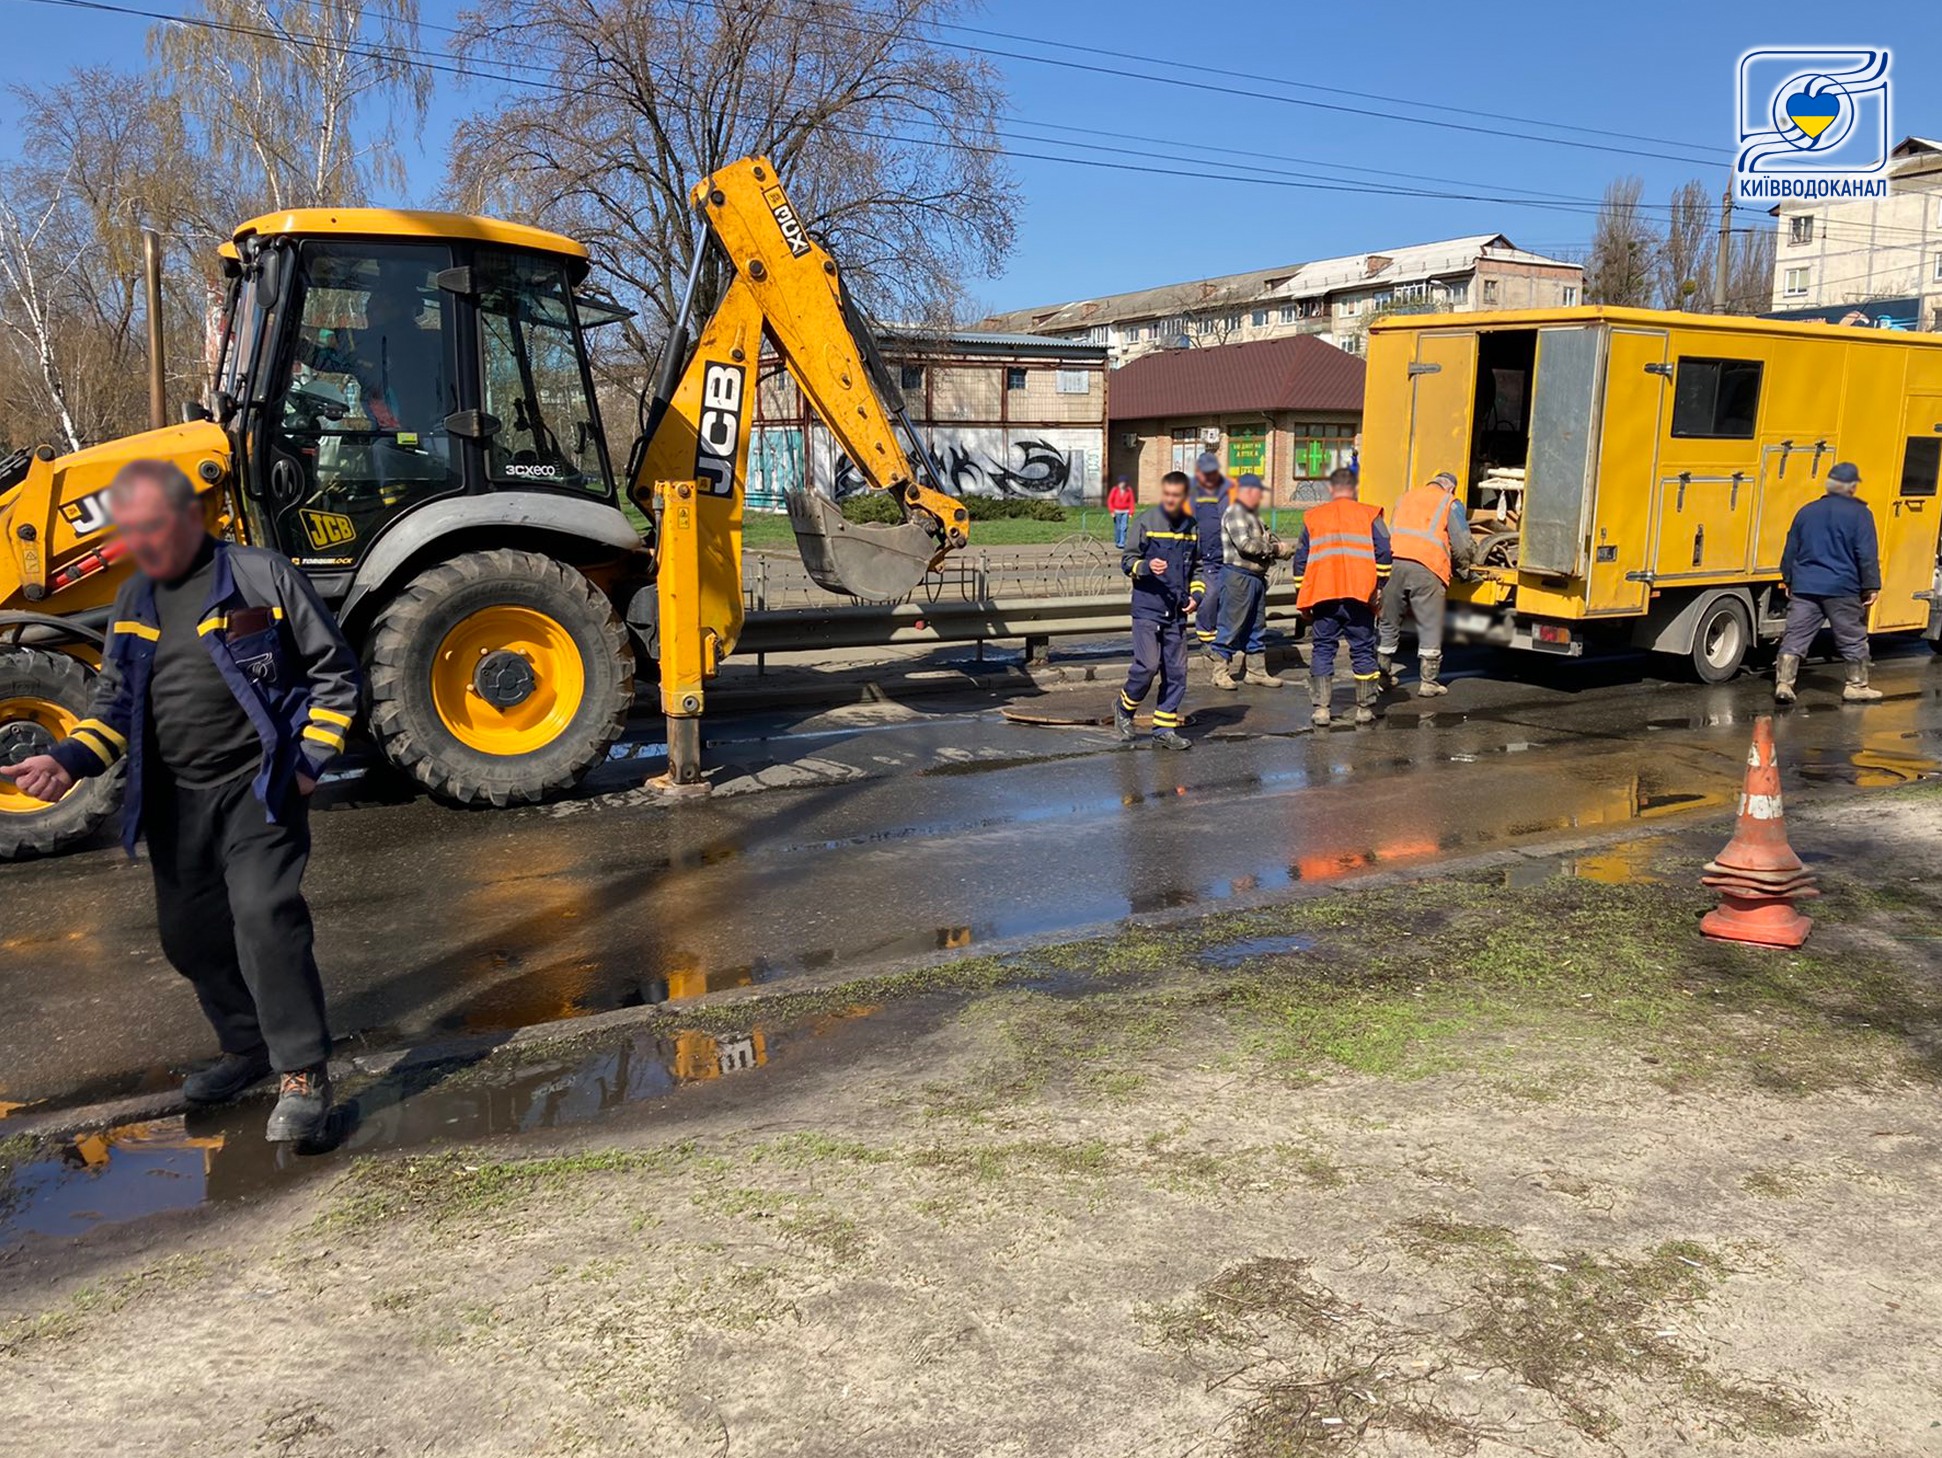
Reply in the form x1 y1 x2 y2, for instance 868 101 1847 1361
1785 88 1841 141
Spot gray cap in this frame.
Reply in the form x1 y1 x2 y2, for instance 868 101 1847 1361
1828 461 1862 484
1196 452 1220 474
1430 471 1459 490
1236 472 1264 490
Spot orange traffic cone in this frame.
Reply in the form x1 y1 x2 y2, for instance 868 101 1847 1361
1700 716 1816 949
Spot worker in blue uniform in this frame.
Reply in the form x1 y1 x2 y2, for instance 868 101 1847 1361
1114 470 1200 750
1190 452 1232 658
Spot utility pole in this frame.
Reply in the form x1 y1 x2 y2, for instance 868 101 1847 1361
1712 186 1735 314
142 227 166 430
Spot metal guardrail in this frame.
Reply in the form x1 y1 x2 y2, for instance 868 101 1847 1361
737 583 1303 657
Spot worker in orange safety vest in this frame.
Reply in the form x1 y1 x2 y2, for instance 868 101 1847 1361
1377 470 1475 697
1290 467 1392 727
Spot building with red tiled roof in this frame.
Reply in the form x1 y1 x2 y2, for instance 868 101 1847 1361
1108 335 1366 504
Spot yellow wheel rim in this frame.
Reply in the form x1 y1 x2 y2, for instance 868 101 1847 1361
0 696 78 814
429 606 586 756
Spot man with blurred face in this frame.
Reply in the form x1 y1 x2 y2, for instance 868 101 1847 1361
0 460 361 1143
1114 470 1199 749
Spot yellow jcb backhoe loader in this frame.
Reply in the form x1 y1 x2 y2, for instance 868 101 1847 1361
0 157 969 857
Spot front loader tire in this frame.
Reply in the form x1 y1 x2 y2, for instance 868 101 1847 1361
366 549 634 807
0 649 123 859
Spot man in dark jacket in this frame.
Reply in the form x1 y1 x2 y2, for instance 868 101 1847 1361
1190 452 1231 656
0 459 361 1141
1776 461 1883 704
1113 470 1199 750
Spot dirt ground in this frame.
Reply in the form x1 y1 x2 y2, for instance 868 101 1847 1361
4 788 1941 1457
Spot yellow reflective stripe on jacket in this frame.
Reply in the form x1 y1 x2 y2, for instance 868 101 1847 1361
308 706 353 729
302 725 346 751
70 728 115 764
76 717 127 752
111 619 160 642
1144 530 1194 541
196 617 225 637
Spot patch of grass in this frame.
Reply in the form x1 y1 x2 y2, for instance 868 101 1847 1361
315 1143 700 1234
1 1254 211 1357
910 1136 1114 1183
1741 1163 1819 1198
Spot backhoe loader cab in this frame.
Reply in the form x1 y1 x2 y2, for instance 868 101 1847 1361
0 157 969 859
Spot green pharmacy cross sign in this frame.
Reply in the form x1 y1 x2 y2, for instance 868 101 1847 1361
1295 439 1335 478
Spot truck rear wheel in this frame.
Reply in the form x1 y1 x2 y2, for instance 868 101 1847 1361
0 649 123 859
1689 596 1751 684
365 549 634 806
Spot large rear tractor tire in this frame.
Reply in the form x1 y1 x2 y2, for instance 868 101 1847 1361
0 649 123 859
366 549 634 806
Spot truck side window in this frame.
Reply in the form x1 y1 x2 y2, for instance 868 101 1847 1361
1670 357 1763 439
1901 437 1941 498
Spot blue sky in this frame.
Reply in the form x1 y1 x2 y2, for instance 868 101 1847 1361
2 0 1936 312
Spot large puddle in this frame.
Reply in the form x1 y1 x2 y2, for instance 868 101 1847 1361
0 1001 898 1249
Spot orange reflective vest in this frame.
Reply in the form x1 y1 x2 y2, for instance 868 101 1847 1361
1390 484 1458 583
1294 498 1389 609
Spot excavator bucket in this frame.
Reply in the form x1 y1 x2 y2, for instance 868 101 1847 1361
786 489 940 602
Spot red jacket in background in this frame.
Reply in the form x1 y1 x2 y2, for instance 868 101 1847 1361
1106 483 1136 513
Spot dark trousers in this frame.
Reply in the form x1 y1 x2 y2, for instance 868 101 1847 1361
1214 569 1268 658
1194 566 1224 648
1780 593 1869 661
1122 616 1189 734
1377 559 1448 656
1307 598 1380 681
145 773 331 1072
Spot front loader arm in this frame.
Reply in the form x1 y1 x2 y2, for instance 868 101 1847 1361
627 156 970 790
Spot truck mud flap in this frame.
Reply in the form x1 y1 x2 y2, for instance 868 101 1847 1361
786 489 939 602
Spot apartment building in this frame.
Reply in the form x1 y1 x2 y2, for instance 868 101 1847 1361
1769 136 1942 330
981 235 1584 365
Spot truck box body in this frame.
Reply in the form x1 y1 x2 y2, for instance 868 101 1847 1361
1361 307 1942 665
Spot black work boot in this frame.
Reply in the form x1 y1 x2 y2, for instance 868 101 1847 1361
1151 729 1192 751
182 1049 271 1106
1308 672 1332 728
1114 698 1136 741
1353 676 1381 725
1774 653 1801 705
265 1065 332 1144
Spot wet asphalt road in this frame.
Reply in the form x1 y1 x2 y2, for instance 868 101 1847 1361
3 645 1939 1110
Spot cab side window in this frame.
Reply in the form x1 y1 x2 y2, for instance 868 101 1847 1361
475 252 611 495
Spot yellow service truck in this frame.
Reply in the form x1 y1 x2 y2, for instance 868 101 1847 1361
1360 307 1942 680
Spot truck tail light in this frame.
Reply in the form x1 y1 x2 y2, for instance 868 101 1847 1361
1534 624 1572 646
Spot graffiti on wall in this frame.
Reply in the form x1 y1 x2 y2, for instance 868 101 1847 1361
815 426 1097 506
745 426 805 511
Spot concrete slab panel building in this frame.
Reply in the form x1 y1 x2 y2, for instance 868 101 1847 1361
981 235 1584 365
1768 136 1942 330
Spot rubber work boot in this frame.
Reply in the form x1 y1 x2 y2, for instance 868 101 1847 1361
1376 650 1397 687
1842 659 1884 703
1308 672 1332 728
182 1049 271 1106
1245 652 1286 687
265 1065 332 1144
1773 653 1801 705
1353 677 1380 725
1151 730 1192 751
1113 698 1136 742
1210 656 1240 692
1416 651 1449 698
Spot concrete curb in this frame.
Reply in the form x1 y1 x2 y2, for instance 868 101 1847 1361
14 785 1892 1145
